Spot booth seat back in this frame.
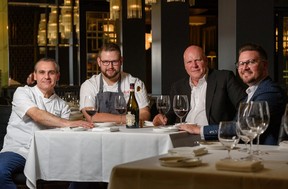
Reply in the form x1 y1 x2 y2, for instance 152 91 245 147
0 105 12 150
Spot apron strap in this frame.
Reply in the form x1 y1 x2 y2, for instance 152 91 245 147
99 73 122 93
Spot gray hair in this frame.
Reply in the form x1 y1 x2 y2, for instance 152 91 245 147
34 58 60 73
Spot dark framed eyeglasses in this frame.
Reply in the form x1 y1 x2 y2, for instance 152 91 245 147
100 59 121 66
235 59 260 68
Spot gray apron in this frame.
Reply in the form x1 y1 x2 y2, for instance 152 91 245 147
97 74 124 114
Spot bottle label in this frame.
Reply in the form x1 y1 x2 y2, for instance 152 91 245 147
126 112 135 127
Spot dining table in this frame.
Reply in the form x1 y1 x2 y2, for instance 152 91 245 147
108 143 288 189
23 125 200 189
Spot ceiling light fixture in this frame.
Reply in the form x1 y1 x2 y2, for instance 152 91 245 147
127 0 142 19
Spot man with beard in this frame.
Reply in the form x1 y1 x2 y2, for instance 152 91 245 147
79 42 150 125
178 43 287 145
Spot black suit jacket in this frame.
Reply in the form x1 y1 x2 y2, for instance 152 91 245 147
167 69 246 126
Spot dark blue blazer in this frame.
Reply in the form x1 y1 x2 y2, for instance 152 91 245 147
166 69 246 126
203 76 287 145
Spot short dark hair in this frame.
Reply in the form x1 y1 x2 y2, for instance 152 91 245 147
238 43 268 61
98 42 121 57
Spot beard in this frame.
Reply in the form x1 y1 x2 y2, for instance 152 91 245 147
101 68 120 79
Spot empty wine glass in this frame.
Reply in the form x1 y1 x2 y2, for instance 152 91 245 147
283 104 288 135
173 95 189 124
246 101 270 155
237 102 257 155
156 95 171 125
84 96 98 124
114 95 127 125
218 121 240 159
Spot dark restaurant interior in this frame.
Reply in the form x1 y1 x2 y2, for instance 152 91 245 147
0 0 288 189
1 0 287 99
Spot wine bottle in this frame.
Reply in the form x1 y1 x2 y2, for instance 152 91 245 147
126 83 139 128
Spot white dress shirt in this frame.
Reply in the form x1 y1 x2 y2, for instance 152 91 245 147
246 85 258 102
185 75 209 127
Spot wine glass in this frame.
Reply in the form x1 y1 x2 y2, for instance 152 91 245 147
218 121 240 159
156 95 171 125
84 96 98 124
246 101 270 155
114 95 127 125
237 102 257 156
283 104 288 136
173 95 189 124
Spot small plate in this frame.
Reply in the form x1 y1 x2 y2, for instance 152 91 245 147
94 122 116 127
159 156 202 167
153 126 179 132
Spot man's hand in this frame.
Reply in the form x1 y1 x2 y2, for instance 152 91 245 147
178 124 200 134
153 114 168 126
26 73 36 85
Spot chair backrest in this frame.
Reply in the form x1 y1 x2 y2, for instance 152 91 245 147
0 105 12 150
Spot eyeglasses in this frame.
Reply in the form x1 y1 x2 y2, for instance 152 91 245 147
100 59 121 66
235 59 260 68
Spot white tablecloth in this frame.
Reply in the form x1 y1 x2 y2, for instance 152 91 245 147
108 144 288 189
24 127 199 189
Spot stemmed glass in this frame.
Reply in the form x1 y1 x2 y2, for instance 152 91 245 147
218 121 240 159
283 104 288 136
246 101 270 155
114 95 127 125
156 95 171 125
173 95 189 124
237 102 258 155
84 95 99 124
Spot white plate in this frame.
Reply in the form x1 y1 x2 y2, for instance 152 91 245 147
94 122 116 127
159 156 202 167
153 126 179 133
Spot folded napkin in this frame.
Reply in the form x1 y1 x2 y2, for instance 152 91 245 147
168 147 208 157
92 127 119 132
60 127 87 131
193 147 208 156
216 159 264 172
144 121 154 127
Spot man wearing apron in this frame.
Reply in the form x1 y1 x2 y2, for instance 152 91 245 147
97 74 124 114
79 42 151 126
